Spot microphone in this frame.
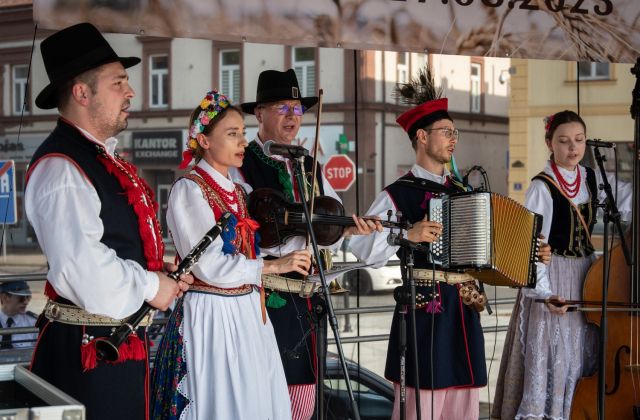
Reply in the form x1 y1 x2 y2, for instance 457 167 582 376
263 140 309 158
462 165 483 185
387 233 431 255
586 139 615 148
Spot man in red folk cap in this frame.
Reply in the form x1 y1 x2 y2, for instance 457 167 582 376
349 68 486 419
25 22 191 420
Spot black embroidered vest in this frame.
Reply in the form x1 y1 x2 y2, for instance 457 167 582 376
532 167 598 257
28 119 147 267
240 140 325 198
385 172 467 269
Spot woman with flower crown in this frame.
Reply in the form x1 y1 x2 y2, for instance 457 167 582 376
492 110 632 420
150 90 311 420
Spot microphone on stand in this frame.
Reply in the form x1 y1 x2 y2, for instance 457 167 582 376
387 232 431 255
263 140 309 158
462 165 484 185
586 139 616 148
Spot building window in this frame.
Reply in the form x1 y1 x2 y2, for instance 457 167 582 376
220 50 241 102
149 54 169 108
12 64 29 115
470 63 482 113
397 52 409 84
292 47 316 97
578 62 610 80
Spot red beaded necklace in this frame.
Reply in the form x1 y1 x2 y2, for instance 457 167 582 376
193 166 239 209
550 160 581 198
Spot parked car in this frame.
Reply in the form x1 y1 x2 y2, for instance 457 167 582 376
334 252 402 295
323 352 394 420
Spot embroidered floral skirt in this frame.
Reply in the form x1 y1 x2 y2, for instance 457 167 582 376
491 255 598 420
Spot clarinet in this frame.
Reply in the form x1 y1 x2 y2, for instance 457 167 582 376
95 212 233 362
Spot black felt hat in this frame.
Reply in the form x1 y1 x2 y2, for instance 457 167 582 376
36 22 141 110
240 69 318 115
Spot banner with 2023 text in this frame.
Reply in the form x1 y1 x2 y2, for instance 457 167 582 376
34 0 639 63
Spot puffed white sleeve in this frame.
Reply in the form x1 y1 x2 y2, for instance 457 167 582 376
520 179 554 300
349 191 399 268
166 178 263 288
24 157 160 319
595 170 633 223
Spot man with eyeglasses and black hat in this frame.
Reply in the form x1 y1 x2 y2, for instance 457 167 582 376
232 69 381 419
0 281 37 349
24 22 192 420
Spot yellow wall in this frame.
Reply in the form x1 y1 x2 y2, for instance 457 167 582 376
508 59 634 203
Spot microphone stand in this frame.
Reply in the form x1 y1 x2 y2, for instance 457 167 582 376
591 145 631 420
390 226 422 420
290 155 361 420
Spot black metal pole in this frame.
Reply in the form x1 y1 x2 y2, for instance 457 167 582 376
393 245 422 420
591 146 630 420
292 156 361 420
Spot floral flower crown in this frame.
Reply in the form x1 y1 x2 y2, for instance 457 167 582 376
543 114 555 136
179 90 231 169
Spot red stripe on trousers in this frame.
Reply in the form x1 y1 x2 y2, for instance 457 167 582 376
289 384 315 420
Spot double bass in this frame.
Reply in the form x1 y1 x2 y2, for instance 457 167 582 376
569 59 640 419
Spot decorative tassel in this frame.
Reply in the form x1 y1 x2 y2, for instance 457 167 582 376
126 334 147 361
266 291 287 309
81 341 98 372
424 299 443 314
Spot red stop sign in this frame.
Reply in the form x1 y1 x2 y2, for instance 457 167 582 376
323 155 356 192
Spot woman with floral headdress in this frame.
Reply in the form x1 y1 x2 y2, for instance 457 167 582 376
150 90 311 420
492 110 632 420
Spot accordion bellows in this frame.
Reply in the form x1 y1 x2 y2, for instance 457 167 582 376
428 192 543 288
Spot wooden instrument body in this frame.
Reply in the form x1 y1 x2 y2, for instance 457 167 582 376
570 234 635 419
247 188 346 247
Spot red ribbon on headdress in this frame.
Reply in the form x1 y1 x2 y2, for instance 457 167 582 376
178 149 195 170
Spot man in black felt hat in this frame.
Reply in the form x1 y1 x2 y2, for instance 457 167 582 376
24 22 192 420
232 69 381 419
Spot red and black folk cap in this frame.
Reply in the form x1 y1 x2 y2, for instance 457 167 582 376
395 67 451 140
396 98 451 139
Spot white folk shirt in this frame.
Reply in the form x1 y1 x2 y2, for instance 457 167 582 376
522 160 632 299
349 164 450 267
24 124 159 319
229 137 344 257
167 160 263 287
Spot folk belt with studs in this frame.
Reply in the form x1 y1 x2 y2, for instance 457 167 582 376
43 300 153 327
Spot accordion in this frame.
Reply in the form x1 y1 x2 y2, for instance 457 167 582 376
427 191 542 288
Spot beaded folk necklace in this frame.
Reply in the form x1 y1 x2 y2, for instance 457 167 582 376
193 166 242 216
550 160 581 198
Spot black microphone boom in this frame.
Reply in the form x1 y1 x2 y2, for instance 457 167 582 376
263 140 309 158
94 212 233 362
387 233 432 255
586 139 616 148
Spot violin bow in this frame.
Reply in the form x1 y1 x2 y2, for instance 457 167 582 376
306 88 324 248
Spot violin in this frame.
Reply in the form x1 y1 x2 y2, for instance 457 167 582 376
247 188 408 248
